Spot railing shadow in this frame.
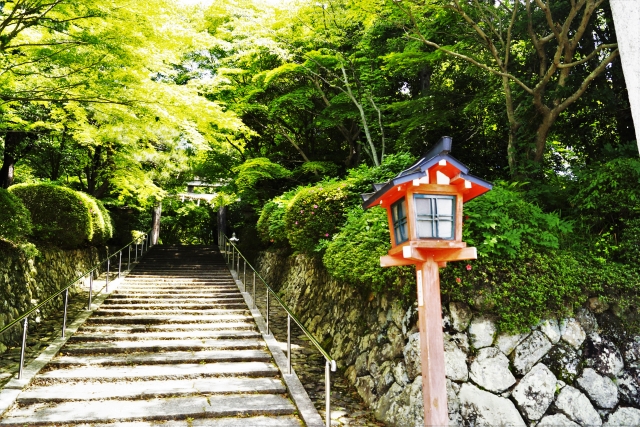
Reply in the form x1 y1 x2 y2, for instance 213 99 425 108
219 232 336 427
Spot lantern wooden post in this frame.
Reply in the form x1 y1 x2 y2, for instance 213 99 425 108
417 257 448 425
361 137 493 427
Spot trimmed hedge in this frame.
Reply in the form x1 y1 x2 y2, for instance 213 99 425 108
257 189 297 246
0 188 32 242
9 184 94 249
77 192 113 245
283 181 355 253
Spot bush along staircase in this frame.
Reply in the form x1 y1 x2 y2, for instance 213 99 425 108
0 245 317 426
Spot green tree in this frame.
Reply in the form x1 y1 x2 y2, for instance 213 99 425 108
395 0 621 177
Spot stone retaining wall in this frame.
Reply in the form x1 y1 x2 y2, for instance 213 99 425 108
257 250 640 426
0 244 104 350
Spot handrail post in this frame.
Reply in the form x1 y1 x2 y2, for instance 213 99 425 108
325 360 331 427
62 289 69 338
135 244 138 263
266 290 270 336
118 251 122 279
18 318 28 379
243 259 246 289
128 245 131 268
106 258 110 293
287 314 292 374
88 273 93 310
253 271 256 309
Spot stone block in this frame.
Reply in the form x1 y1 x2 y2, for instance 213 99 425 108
512 363 556 421
537 414 580 427
560 318 586 349
403 332 421 381
458 383 525 427
512 331 552 375
541 343 581 383
604 407 640 427
355 375 376 408
495 331 529 356
539 318 561 344
584 333 624 377
449 302 472 332
576 368 618 409
554 385 602 427
469 347 515 393
468 316 496 349
444 336 468 382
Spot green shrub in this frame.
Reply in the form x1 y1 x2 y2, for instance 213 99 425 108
0 188 32 242
257 189 297 246
323 206 416 294
9 183 93 248
463 182 573 258
284 181 356 253
571 157 640 234
617 218 640 265
77 193 113 245
441 248 640 334
570 158 640 261
96 199 114 242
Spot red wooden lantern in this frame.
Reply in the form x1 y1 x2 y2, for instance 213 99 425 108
361 136 492 426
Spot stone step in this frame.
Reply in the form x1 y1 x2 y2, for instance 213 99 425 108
35 361 279 381
114 285 240 298
60 338 265 354
69 330 261 341
93 309 249 316
50 349 272 367
18 377 286 403
102 297 245 304
107 293 241 299
0 394 295 426
78 322 256 332
124 276 233 279
98 302 247 309
86 314 253 324
81 416 303 427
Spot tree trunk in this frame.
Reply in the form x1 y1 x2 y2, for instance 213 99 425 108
151 202 162 245
0 151 16 189
0 132 29 188
217 205 228 246
503 77 520 177
533 110 558 163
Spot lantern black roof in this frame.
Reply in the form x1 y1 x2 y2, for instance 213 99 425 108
361 136 493 209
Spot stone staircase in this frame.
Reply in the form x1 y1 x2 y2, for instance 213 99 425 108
0 245 305 426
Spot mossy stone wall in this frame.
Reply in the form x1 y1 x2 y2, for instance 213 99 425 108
0 243 105 350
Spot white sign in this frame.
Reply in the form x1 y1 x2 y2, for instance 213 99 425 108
417 271 423 307
610 0 640 154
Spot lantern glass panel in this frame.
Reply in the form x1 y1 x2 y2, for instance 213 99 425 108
391 198 408 244
414 194 455 240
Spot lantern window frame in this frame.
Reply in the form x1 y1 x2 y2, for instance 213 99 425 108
413 194 456 240
391 197 409 245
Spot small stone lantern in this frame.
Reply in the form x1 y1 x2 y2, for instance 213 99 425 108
361 136 492 425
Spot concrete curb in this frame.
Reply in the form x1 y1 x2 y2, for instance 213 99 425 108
0 271 129 417
230 269 325 427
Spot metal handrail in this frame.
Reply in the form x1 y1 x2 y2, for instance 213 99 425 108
0 228 153 378
219 231 336 427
